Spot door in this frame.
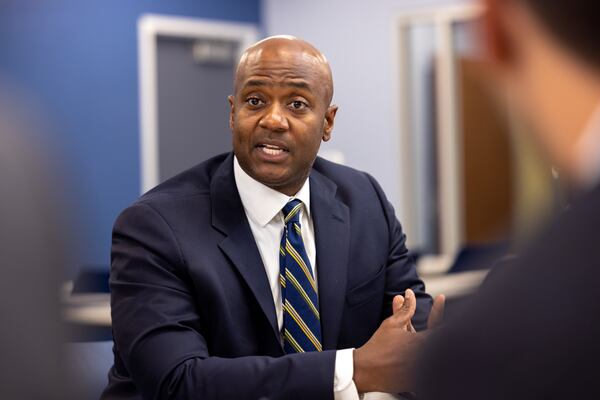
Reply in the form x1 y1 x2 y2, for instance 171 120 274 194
156 36 238 182
138 15 258 192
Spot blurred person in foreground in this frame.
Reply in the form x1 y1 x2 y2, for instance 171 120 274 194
417 0 600 398
0 84 69 399
102 36 444 400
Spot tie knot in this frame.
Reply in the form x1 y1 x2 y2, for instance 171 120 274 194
283 199 303 224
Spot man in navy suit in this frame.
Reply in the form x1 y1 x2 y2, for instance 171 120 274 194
417 0 600 398
102 36 444 399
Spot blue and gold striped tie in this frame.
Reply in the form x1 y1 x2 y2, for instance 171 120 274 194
279 199 322 353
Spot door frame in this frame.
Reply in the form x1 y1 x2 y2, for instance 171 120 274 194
138 14 258 193
392 4 483 270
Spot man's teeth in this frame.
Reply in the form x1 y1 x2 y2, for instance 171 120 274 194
261 146 283 155
260 144 285 155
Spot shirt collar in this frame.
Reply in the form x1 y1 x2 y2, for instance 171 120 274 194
573 102 600 189
233 156 311 227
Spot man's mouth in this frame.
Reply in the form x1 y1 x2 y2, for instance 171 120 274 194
256 143 289 156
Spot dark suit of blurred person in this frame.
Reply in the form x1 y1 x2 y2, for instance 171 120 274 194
417 1 600 398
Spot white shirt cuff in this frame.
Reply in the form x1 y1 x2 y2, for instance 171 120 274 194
334 348 360 400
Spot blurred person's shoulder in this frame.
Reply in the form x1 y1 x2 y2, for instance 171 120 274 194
480 180 600 304
418 181 600 399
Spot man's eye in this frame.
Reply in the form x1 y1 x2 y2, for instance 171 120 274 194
246 98 263 107
290 100 307 110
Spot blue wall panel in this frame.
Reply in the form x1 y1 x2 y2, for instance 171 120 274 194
0 0 260 275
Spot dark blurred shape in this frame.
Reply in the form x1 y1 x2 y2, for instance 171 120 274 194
448 242 509 274
419 186 600 399
522 0 600 67
0 81 70 399
72 267 110 293
66 341 114 400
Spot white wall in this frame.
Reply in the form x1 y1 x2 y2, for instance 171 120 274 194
263 0 469 237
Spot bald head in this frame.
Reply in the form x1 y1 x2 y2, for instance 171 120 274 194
227 35 339 196
234 36 334 104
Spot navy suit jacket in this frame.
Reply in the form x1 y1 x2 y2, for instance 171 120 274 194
417 182 600 399
102 152 432 400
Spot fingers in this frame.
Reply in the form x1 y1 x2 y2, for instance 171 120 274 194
400 289 416 315
392 295 416 332
427 294 446 329
391 289 417 327
392 294 405 315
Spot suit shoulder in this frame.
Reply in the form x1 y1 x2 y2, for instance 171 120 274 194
135 152 230 206
312 156 376 191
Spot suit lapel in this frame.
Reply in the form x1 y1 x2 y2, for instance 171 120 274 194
310 168 350 350
210 154 281 350
209 154 351 352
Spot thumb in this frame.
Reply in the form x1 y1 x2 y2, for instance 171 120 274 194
427 294 446 329
392 294 405 315
391 289 416 326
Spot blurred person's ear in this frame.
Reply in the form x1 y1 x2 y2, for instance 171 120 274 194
480 0 526 74
481 0 510 67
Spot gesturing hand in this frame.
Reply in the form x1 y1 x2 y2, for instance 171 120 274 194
352 290 445 394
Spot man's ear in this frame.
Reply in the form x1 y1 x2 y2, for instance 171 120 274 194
323 105 338 142
481 0 515 68
227 95 235 131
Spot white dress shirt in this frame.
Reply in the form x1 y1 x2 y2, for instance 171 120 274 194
233 156 360 400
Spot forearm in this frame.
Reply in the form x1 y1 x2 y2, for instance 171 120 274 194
137 351 336 400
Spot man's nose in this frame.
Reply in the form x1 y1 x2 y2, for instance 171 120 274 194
259 103 289 132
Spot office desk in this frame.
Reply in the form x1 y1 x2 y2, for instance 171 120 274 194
60 268 488 330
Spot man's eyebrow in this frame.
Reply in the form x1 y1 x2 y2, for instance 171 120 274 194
242 79 312 90
286 80 311 90
244 79 268 88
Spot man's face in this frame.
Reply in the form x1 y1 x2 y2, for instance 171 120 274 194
228 43 337 195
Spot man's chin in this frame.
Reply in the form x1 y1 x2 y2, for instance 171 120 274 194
249 165 287 183
256 175 290 190
255 173 303 196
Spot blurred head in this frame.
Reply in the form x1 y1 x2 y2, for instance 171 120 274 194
228 35 338 196
481 0 600 184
